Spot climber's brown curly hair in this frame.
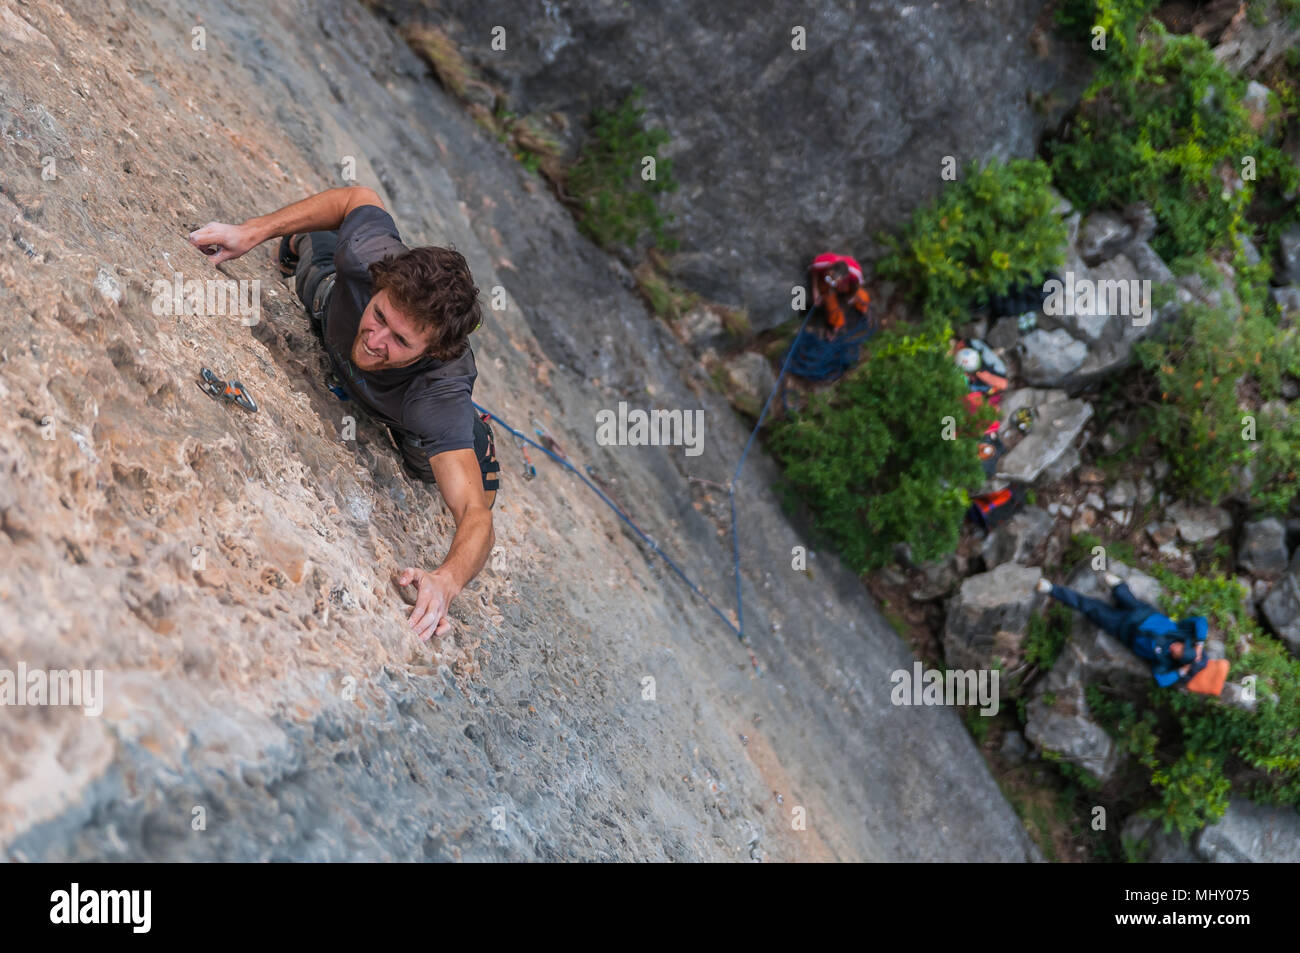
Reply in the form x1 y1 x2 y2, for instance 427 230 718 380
368 246 482 361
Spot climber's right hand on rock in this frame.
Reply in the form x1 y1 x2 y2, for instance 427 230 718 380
189 222 258 265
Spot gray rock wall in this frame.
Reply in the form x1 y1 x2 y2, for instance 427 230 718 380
372 0 1091 327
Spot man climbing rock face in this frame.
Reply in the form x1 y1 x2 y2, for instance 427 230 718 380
188 186 498 642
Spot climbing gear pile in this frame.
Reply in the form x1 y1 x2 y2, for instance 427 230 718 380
197 367 257 412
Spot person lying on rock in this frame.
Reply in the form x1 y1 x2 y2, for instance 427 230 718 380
809 253 871 339
1035 573 1209 687
188 186 498 642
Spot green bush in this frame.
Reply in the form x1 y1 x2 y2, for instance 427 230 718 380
1092 572 1300 837
1055 0 1159 57
1132 271 1300 511
1046 23 1299 262
1024 603 1075 671
876 158 1068 331
767 326 993 571
568 86 678 251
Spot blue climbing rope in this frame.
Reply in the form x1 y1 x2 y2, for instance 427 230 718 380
473 402 742 638
474 301 871 645
786 312 877 382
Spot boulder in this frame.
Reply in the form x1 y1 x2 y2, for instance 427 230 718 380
719 352 775 416
1018 329 1087 386
1271 286 1300 317
910 555 962 602
982 506 1054 568
986 316 1020 350
1122 203 1157 244
996 398 1093 484
1105 479 1137 509
1121 813 1199 863
999 730 1029 764
1238 517 1289 576
1038 444 1080 485
1077 211 1134 266
1214 9 1300 77
1166 501 1233 544
942 563 1044 681
1197 799 1300 863
1279 223 1300 286
1260 570 1300 656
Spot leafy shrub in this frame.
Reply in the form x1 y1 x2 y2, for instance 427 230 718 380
1132 273 1300 511
1024 603 1075 671
767 326 992 571
1046 23 1299 262
1054 0 1159 56
568 86 678 251
1092 572 1300 837
876 158 1068 331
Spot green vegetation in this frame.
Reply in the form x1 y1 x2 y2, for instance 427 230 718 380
1054 0 1159 56
1024 603 1074 671
633 258 698 321
1047 18 1299 263
1133 282 1300 512
1086 572 1300 839
568 87 679 251
876 158 1067 331
767 327 993 571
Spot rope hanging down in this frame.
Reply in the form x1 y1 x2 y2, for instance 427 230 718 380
475 303 826 644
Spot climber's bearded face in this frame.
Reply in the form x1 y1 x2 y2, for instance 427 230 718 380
352 289 433 371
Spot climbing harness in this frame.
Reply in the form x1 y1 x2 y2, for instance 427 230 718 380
197 367 257 412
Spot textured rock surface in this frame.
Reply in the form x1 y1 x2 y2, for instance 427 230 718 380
942 563 1043 682
982 506 1054 569
0 0 1037 860
1239 518 1289 577
996 395 1093 484
367 0 1091 328
1196 799 1300 863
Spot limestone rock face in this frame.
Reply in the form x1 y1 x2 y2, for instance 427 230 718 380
368 0 1091 328
0 0 1037 861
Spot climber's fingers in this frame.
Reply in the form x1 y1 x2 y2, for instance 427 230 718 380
405 568 452 642
188 222 253 265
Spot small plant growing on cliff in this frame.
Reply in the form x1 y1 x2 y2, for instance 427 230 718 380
568 87 678 252
767 326 992 571
1133 288 1300 511
1046 23 1299 262
876 158 1067 331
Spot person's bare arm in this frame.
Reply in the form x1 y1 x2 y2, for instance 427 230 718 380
397 449 495 641
187 186 384 265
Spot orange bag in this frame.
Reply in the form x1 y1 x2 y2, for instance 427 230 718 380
1186 658 1230 697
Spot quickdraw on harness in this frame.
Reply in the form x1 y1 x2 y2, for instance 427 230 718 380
197 367 257 412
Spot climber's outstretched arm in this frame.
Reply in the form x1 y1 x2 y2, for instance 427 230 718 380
187 186 384 265
396 449 496 642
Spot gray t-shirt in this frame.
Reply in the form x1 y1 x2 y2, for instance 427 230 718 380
322 205 478 475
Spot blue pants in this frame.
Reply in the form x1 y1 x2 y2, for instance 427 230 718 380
1048 582 1156 645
